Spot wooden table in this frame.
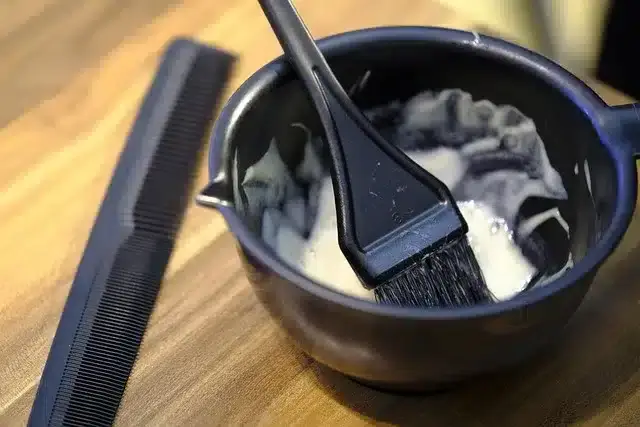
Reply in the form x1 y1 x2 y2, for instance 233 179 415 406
2 0 640 425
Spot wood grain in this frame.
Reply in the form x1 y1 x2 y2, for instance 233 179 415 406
1 1 640 426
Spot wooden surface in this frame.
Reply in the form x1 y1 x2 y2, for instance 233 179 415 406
2 1 640 426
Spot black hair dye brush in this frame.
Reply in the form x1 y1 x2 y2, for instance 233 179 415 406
257 0 493 308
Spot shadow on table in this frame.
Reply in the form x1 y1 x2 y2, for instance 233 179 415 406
307 243 640 426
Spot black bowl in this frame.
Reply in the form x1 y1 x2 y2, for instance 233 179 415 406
197 26 640 391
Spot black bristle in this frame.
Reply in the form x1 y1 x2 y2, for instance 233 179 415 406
374 238 493 308
28 38 235 427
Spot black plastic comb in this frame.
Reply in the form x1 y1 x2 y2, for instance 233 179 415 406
258 0 492 307
27 38 236 427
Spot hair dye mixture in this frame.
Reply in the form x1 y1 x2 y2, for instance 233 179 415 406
242 89 572 304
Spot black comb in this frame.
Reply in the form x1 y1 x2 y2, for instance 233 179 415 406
27 38 236 427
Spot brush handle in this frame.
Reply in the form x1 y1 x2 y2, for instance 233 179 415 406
258 0 369 270
258 0 347 106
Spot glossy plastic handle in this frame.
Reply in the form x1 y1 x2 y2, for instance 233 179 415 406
257 0 349 105
606 103 640 158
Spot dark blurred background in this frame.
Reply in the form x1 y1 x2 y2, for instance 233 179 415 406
442 0 639 99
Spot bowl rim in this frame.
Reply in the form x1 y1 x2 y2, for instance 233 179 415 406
209 26 636 320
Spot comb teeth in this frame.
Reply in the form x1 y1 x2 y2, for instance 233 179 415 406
374 238 494 308
28 39 235 427
133 48 230 237
51 233 171 427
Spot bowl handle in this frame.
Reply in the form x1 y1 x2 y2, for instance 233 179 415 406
605 103 640 158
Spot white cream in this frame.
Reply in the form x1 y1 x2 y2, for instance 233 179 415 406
250 89 572 304
265 179 375 300
271 176 537 302
405 148 468 190
457 200 536 301
259 143 569 303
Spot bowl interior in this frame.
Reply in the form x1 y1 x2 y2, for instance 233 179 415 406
227 36 617 294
